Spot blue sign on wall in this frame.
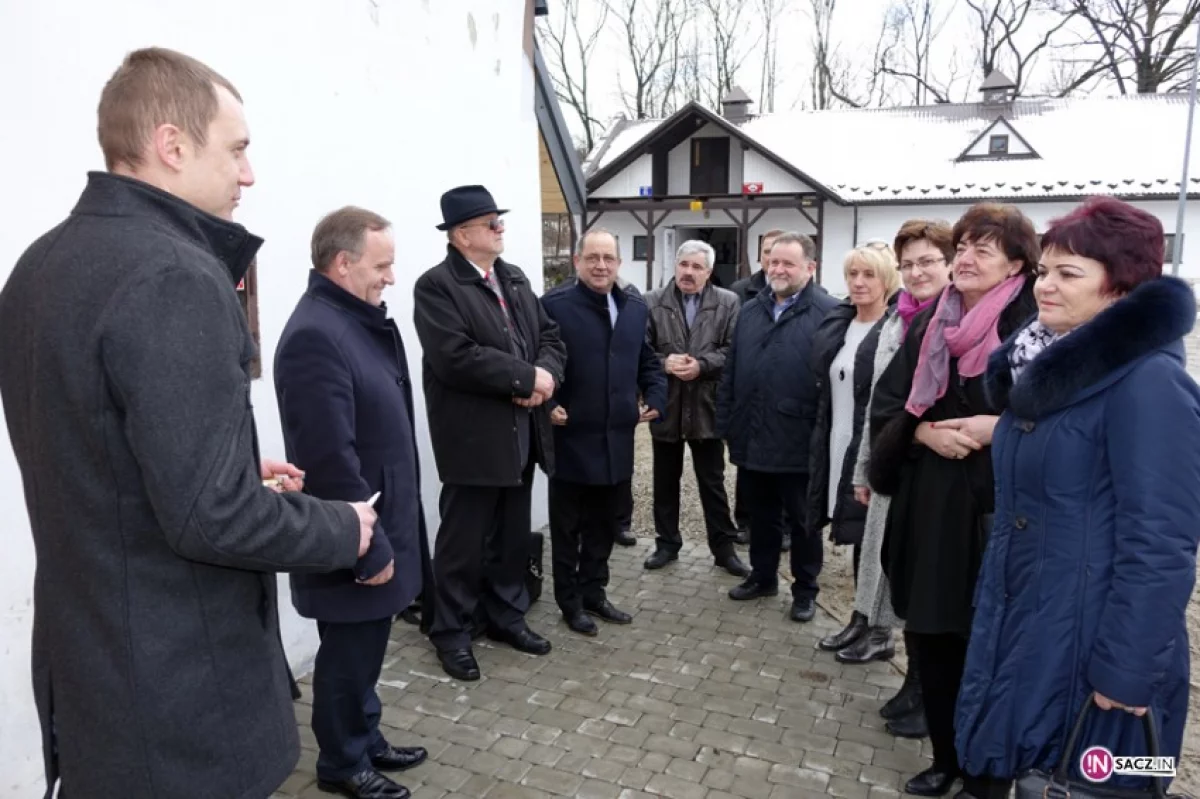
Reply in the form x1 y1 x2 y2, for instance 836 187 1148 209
638 185 653 197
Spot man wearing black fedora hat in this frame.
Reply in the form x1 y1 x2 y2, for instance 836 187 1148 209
413 185 567 681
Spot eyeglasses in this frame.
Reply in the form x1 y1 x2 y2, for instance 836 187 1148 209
899 256 947 272
460 218 505 232
582 254 619 266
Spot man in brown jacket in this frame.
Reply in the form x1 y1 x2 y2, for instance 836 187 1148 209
643 240 749 577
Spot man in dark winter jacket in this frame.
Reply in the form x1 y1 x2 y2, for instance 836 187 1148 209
717 232 838 623
275 207 431 799
541 230 667 636
568 275 642 549
643 240 748 578
0 48 377 799
728 229 786 546
413 186 567 682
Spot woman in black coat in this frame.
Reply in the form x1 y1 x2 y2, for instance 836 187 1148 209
868 203 1039 797
807 242 899 663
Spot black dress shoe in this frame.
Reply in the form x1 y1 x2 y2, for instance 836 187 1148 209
318 768 410 799
729 577 778 600
437 648 480 681
487 625 552 655
643 549 678 570
886 706 929 739
904 767 959 796
371 744 428 772
780 533 792 552
836 626 895 664
615 528 637 546
564 610 598 636
790 597 816 622
819 611 867 651
734 528 750 546
715 553 750 577
584 598 632 624
881 664 922 719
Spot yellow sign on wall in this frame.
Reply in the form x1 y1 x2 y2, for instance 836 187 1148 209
689 200 704 211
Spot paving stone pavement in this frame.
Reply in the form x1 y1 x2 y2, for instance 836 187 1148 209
272 538 933 799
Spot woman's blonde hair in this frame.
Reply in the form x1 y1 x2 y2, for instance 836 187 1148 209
844 241 902 296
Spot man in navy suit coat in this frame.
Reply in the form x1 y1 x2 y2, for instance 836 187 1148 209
539 229 667 636
275 207 431 799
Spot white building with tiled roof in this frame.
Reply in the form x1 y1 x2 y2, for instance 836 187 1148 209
583 73 1200 294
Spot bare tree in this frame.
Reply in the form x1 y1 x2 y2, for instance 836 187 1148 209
879 0 960 103
674 26 707 108
606 0 690 120
962 0 1077 92
759 0 784 112
536 0 610 151
810 0 840 108
1046 0 1200 94
700 0 762 108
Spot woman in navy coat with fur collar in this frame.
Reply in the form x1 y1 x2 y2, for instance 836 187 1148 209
954 198 1200 797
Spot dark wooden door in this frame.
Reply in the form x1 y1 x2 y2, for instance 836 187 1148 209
690 138 730 194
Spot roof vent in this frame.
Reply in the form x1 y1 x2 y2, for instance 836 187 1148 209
721 86 753 123
979 70 1016 106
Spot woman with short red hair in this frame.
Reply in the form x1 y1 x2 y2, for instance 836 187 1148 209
954 196 1200 797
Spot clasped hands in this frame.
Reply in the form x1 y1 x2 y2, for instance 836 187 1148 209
513 366 556 408
854 414 1001 502
915 415 999 460
664 353 701 382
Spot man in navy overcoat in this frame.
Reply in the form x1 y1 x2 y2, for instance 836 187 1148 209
540 229 667 636
275 207 431 799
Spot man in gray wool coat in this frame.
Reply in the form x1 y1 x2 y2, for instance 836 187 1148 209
0 48 378 799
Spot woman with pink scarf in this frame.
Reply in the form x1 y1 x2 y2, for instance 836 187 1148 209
866 204 1039 797
830 220 955 744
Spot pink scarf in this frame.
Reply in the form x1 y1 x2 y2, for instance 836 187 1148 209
897 290 936 334
905 275 1026 417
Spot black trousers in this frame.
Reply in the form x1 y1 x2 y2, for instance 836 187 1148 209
744 469 823 600
908 631 969 773
549 478 623 614
733 466 752 529
312 617 393 781
652 438 737 558
428 462 534 652
616 480 633 532
736 465 788 532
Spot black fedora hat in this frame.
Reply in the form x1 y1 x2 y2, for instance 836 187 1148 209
436 185 509 231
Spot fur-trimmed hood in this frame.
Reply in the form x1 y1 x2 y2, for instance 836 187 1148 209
986 276 1197 419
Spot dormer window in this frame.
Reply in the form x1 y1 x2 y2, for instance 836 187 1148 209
989 135 1010 155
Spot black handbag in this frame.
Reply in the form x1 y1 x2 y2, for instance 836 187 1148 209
526 530 544 603
1015 692 1179 798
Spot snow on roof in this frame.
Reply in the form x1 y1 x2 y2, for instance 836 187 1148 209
584 94 1200 204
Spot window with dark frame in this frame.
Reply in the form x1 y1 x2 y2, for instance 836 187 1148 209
633 235 649 260
1164 233 1177 265
989 134 1010 155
